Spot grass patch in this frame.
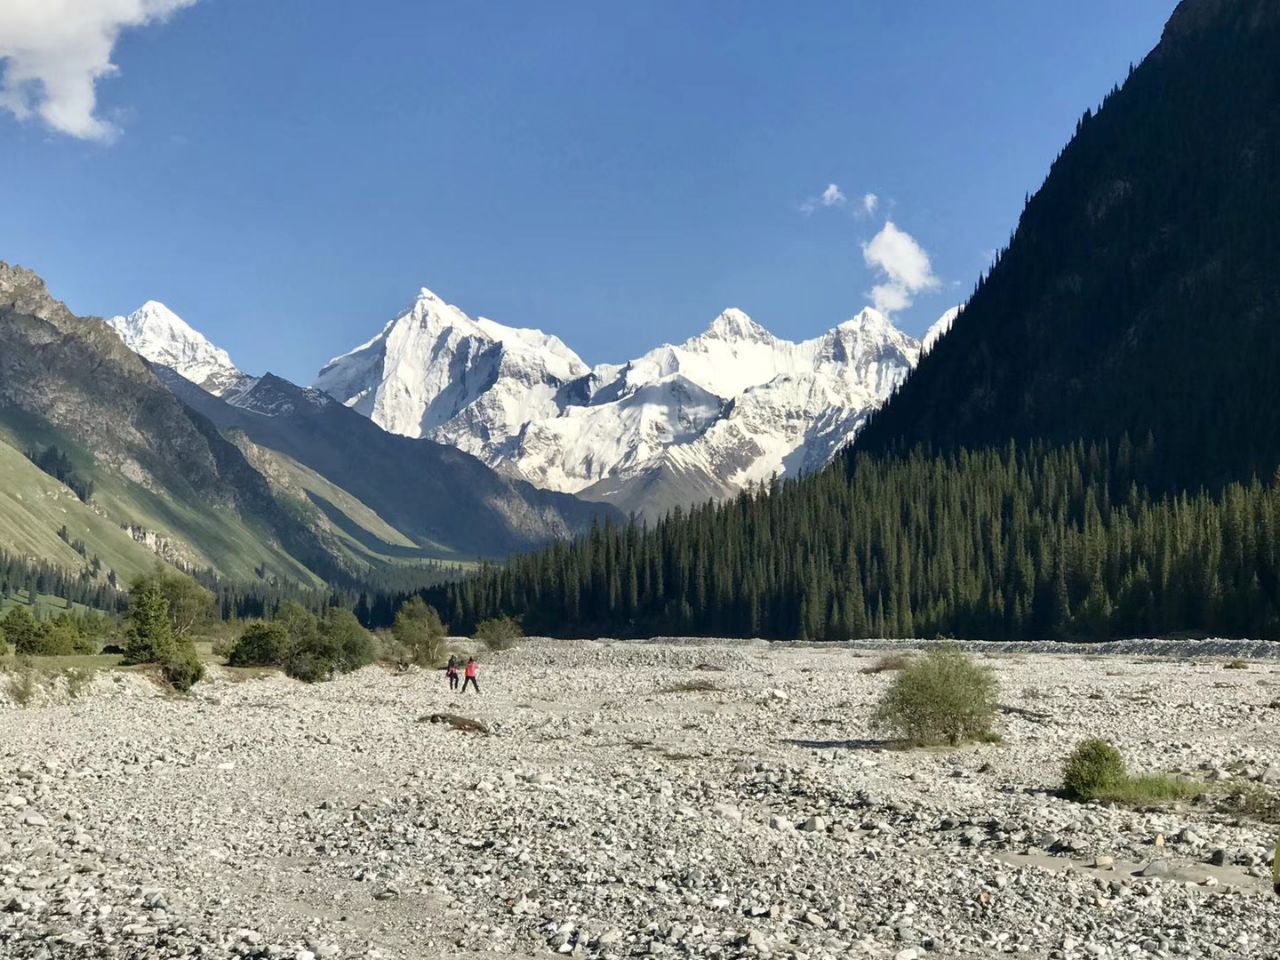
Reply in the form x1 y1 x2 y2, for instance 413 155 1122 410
1091 773 1209 805
1217 785 1280 824
1063 738 1211 805
1224 658 1250 670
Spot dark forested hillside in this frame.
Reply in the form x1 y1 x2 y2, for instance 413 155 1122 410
432 442 1280 641
856 0 1280 491
426 0 1280 642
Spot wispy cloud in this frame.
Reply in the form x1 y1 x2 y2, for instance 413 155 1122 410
800 182 847 214
861 192 878 216
0 0 197 141
862 220 940 315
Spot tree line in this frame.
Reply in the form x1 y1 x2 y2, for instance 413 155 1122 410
425 438 1280 641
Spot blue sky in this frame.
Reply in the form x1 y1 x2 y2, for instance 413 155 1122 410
2 0 1174 383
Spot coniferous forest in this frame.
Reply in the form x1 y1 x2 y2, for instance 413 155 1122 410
429 439 1280 641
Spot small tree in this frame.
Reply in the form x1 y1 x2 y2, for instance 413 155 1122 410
0 621 7 657
1063 738 1126 801
123 582 178 664
474 615 523 651
130 567 214 638
388 597 448 668
872 646 998 746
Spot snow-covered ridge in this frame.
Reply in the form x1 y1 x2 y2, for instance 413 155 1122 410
314 287 959 518
108 301 248 397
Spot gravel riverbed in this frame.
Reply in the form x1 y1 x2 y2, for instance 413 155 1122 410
2 639 1279 960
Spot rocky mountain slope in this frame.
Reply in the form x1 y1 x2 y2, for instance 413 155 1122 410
0 261 334 586
160 370 617 563
314 289 956 518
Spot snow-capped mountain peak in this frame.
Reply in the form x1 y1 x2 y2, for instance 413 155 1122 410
313 284 960 518
922 305 961 353
108 301 247 397
701 308 774 343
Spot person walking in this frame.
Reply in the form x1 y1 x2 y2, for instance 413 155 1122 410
445 655 460 692
461 656 480 695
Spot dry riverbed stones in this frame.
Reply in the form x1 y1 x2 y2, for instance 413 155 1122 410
1 639 1278 958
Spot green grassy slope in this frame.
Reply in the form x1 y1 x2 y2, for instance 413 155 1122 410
0 416 324 590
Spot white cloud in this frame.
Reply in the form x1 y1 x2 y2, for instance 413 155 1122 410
0 0 196 141
820 183 845 207
861 192 878 215
861 220 940 315
800 182 847 214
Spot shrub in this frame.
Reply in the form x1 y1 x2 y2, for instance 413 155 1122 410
872 646 998 746
386 597 448 669
30 615 94 656
2 607 39 656
228 607 375 683
284 651 331 684
474 615 523 651
64 667 94 699
5 658 39 706
228 621 291 667
0 622 7 657
313 608 377 674
161 640 205 692
1063 738 1127 800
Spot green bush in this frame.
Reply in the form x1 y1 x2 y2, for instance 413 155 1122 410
228 621 291 667
31 615 94 656
0 621 8 657
2 607 39 656
227 606 375 683
284 651 330 684
161 640 205 692
473 615 523 651
872 645 999 746
386 597 448 669
1063 738 1127 800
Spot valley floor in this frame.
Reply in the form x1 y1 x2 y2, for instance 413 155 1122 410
1 640 1279 960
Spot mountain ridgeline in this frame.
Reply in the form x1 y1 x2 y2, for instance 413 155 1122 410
0 263 615 603
430 0 1280 642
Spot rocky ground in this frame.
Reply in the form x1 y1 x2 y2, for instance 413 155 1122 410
2 640 1279 960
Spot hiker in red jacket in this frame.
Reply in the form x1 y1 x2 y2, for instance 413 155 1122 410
462 656 480 694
